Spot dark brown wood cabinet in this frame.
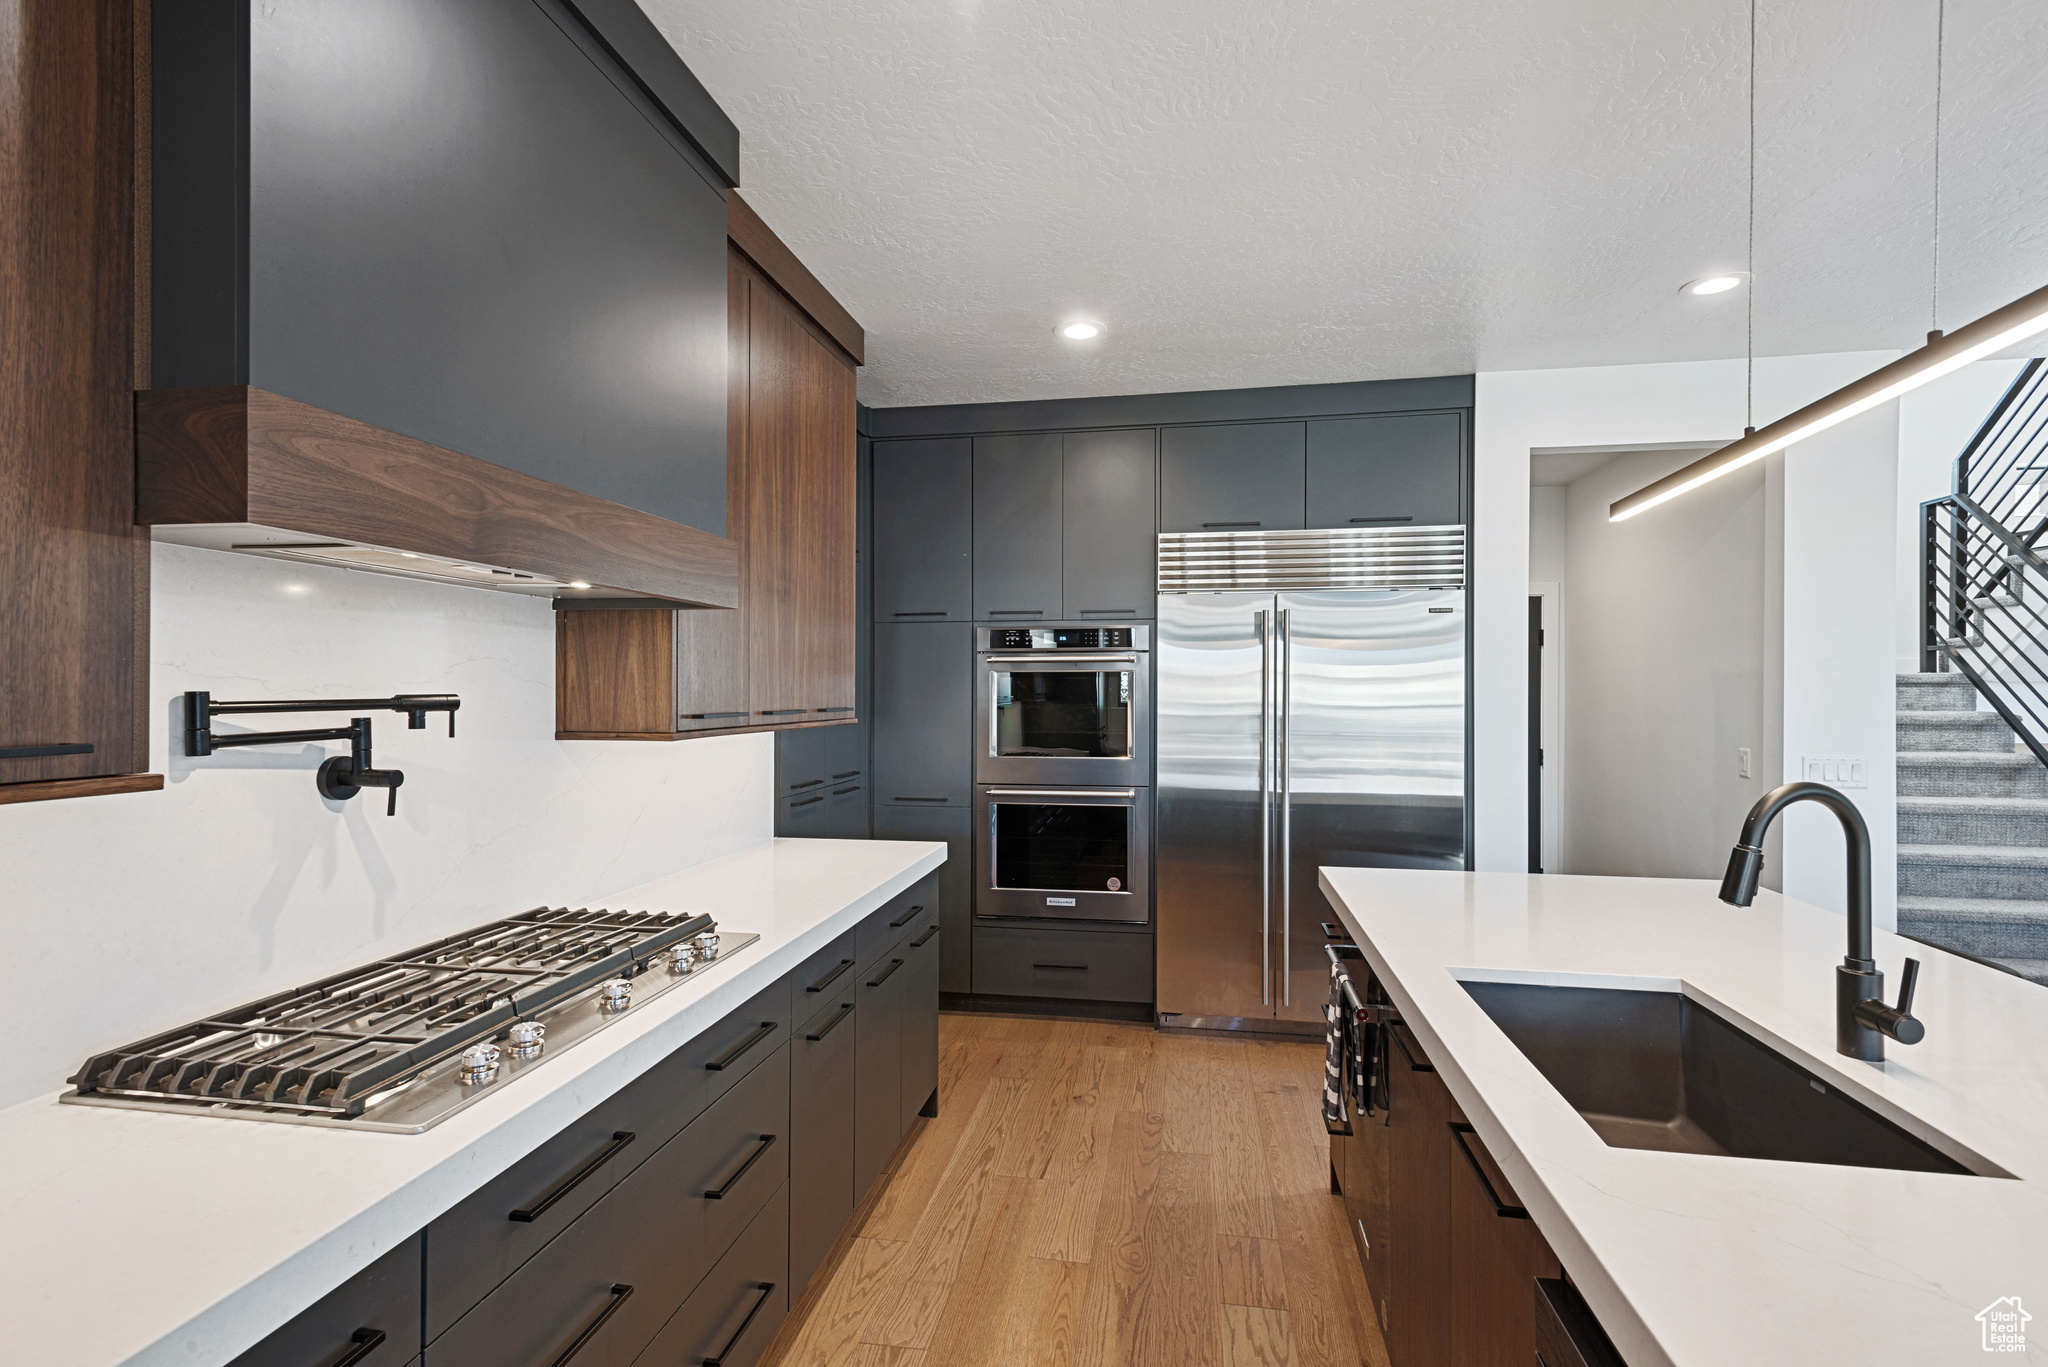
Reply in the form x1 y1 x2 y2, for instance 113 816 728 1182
1447 1121 1562 1366
555 204 858 742
0 0 156 805
1384 1024 1456 1367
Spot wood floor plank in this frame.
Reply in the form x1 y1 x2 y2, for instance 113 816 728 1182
1154 1033 1227 1156
763 1237 909 1367
1132 1150 1222 1367
1221 1304 1300 1367
859 1056 1024 1243
1217 1235 1287 1310
1028 1044 1133 1261
1213 1046 1279 1240
843 1346 927 1367
994 1030 1090 1179
1071 1106 1165 1367
918 1174 1046 1365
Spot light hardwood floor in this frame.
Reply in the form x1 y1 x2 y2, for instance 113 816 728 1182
762 1013 1393 1367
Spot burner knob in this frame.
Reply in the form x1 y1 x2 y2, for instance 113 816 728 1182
666 943 699 975
598 978 633 1012
506 1021 546 1059
692 931 722 962
457 1043 502 1085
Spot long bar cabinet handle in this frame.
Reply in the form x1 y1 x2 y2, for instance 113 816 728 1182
509 1131 637 1222
547 1284 634 1367
704 1134 778 1199
703 1283 777 1366
331 1328 386 1367
705 1022 777 1071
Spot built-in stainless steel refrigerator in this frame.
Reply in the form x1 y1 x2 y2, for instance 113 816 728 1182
1154 527 1467 1030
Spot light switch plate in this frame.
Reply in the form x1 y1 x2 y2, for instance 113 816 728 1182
1738 748 1753 779
1801 756 1867 789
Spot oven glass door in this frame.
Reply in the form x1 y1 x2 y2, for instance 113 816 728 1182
993 799 1132 893
991 666 1133 760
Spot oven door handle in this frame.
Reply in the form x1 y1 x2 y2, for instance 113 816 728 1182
984 788 1138 799
983 654 1139 664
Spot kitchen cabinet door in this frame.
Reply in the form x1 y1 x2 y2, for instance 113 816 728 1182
1385 1026 1455 1367
871 805 973 993
790 992 858 1295
1306 412 1464 530
1063 429 1157 620
1159 422 1306 533
230 1236 420 1367
1447 1122 1560 1367
776 727 828 799
972 433 1064 622
900 920 942 1129
872 622 972 807
874 438 973 622
853 951 908 1201
630 1183 789 1367
742 264 857 719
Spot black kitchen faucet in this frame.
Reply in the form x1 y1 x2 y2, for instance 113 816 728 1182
184 690 460 815
1718 781 1925 1062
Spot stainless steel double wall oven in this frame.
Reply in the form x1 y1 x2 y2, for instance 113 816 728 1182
974 626 1153 923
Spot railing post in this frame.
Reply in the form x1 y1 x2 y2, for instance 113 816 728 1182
1921 499 1940 673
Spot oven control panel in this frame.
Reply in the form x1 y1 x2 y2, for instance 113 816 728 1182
988 627 1136 650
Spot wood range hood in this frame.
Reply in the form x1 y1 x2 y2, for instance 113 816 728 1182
136 386 739 609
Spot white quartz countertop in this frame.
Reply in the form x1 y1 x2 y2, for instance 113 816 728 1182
0 837 943 1367
1320 869 2048 1367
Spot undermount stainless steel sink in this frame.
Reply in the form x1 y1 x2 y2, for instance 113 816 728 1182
1460 980 2000 1177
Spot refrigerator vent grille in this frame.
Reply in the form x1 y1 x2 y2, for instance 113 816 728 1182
1157 525 1466 593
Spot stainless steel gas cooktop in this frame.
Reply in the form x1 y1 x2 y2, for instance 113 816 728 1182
62 907 758 1133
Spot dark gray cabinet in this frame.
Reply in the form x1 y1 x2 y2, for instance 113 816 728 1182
871 806 973 993
970 925 1154 1003
775 727 828 799
972 433 1064 622
1062 429 1157 618
789 991 858 1296
1159 422 1306 533
633 1184 789 1367
229 1236 420 1367
853 950 907 1201
873 437 972 621
901 922 941 1130
872 622 972 807
1306 412 1464 529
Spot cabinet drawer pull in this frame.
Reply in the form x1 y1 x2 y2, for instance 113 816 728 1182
867 958 904 988
832 770 861 780
889 903 924 928
832 784 863 796
987 609 1043 616
548 1284 633 1367
704 1134 778 1199
806 1002 855 1040
759 709 808 716
790 796 825 809
0 742 93 760
1349 515 1413 524
1033 962 1087 971
703 1283 777 1367
683 712 749 720
705 1022 777 1071
787 779 824 792
891 796 950 804
1449 1122 1529 1219
814 706 856 713
806 959 855 993
1202 521 1260 529
1076 608 1137 616
910 926 940 947
509 1131 637 1222
329 1327 386 1367
892 611 946 617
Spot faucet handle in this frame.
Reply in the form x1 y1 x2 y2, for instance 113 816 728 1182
1856 958 1926 1047
1896 957 1921 1017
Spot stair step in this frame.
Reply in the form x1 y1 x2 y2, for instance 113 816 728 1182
1898 896 2048 961
1897 752 2048 798
1896 710 2017 752
1897 796 2048 846
1895 673 1981 711
1898 844 2048 900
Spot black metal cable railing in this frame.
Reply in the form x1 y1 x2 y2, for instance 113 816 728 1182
1923 358 2048 768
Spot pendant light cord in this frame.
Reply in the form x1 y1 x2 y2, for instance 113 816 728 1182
1931 0 1945 338
1746 0 1757 431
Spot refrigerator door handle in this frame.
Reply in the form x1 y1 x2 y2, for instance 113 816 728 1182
1256 608 1271 1007
1278 606 1292 1006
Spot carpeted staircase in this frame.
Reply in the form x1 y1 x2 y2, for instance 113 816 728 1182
1896 672 2048 984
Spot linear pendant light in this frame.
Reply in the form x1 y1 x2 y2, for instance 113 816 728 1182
1610 282 2048 521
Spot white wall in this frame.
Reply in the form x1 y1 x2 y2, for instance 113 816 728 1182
1554 451 1768 880
0 545 774 1111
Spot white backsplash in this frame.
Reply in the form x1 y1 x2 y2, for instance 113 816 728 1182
0 543 773 1112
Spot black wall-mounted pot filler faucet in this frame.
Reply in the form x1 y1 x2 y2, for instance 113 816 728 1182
183 690 460 815
1719 780 1924 1062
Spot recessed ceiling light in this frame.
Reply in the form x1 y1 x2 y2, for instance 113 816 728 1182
1682 274 1745 296
1058 320 1104 341
568 580 592 590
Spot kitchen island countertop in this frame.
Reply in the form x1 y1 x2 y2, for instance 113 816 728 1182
0 836 943 1367
1320 868 2048 1366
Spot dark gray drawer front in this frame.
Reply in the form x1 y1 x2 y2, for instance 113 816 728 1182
792 928 859 1010
789 984 858 1296
230 1236 420 1367
900 921 941 1132
688 976 793 1115
680 1041 791 1272
858 872 937 969
633 1183 790 1367
972 927 1154 1002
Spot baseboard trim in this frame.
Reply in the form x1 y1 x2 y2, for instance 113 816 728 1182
940 992 1154 1023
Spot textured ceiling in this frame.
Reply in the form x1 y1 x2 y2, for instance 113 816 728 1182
645 0 2048 408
